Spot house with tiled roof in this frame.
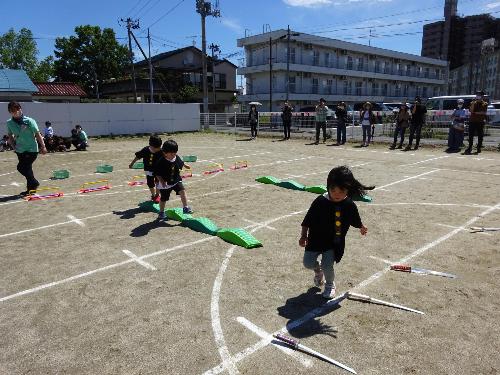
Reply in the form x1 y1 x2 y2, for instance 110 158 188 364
33 82 87 103
0 69 38 102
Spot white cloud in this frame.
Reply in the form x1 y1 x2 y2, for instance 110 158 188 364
283 0 333 8
485 1 500 9
221 18 243 33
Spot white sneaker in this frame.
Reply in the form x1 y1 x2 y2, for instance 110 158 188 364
313 267 325 287
322 282 336 299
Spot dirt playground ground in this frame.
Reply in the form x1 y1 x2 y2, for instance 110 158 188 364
0 132 499 375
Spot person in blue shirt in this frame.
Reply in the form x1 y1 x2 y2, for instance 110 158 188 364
446 99 467 153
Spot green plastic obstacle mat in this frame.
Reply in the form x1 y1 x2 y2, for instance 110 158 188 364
216 228 263 249
138 201 160 213
255 176 281 185
304 185 327 194
183 217 219 235
352 194 373 203
52 169 70 179
96 164 113 173
131 161 144 169
277 180 305 191
166 207 193 222
182 155 197 162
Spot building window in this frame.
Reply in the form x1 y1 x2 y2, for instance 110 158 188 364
372 82 379 96
403 84 409 97
375 60 381 73
384 62 390 74
357 58 364 71
215 73 226 89
395 83 402 97
312 78 319 94
324 53 330 67
289 76 296 93
326 79 333 94
382 83 388 96
422 86 428 98
290 48 296 64
343 80 352 95
355 81 362 96
347 56 353 70
424 68 430 78
313 51 320 66
406 64 411 76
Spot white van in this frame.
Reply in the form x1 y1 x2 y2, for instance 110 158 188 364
425 95 489 111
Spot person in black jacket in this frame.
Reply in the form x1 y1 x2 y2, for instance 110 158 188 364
129 135 163 202
334 102 348 145
248 105 259 139
405 96 427 151
281 101 293 140
299 166 373 299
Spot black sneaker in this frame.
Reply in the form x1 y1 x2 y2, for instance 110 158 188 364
464 149 472 155
19 191 29 197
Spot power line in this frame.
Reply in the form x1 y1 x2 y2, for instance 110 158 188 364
132 0 155 19
125 0 147 18
147 0 187 29
135 0 162 19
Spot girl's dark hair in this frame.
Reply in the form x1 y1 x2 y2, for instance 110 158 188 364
149 135 162 148
162 139 178 153
8 101 21 112
327 166 375 198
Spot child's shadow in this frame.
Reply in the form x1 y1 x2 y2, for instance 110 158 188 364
236 138 254 142
130 220 175 237
113 207 147 220
276 287 343 339
0 194 21 203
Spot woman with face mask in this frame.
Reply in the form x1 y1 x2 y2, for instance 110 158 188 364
447 99 467 153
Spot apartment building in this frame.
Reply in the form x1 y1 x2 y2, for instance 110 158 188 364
237 30 448 111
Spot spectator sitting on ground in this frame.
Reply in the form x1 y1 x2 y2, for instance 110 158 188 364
75 125 89 151
0 135 12 152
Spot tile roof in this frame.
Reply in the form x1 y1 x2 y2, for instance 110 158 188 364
0 69 38 92
33 82 87 97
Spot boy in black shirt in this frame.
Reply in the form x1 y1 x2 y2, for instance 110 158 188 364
153 139 193 221
129 135 162 202
300 166 373 299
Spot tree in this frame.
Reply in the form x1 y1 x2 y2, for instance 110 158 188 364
53 25 129 96
177 85 199 103
0 28 54 81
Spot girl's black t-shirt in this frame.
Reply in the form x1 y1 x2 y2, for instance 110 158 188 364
301 195 362 262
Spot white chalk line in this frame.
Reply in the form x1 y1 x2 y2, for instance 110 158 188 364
368 255 393 265
436 223 492 236
204 200 500 374
242 219 276 231
370 202 496 209
399 155 449 167
415 166 500 177
374 169 439 190
66 214 85 227
122 249 157 271
236 317 312 368
210 211 304 375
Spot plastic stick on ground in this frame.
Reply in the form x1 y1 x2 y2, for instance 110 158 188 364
390 264 457 278
273 334 357 374
345 292 424 315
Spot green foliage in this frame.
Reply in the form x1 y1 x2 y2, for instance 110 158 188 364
177 84 199 102
0 28 54 81
53 25 129 96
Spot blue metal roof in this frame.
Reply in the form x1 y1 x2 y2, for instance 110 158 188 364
0 69 38 93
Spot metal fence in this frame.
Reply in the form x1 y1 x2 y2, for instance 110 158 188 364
200 111 500 146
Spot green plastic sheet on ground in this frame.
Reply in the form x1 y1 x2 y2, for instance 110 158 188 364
53 170 70 179
182 155 197 162
277 180 305 191
166 207 192 222
132 161 144 169
138 201 160 213
255 176 281 185
352 194 373 203
96 165 113 173
304 185 327 194
216 228 263 249
183 217 219 235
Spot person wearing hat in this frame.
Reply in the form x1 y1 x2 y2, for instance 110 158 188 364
360 102 376 147
465 90 488 154
446 99 467 153
390 103 410 150
334 101 348 145
405 96 427 151
314 98 329 144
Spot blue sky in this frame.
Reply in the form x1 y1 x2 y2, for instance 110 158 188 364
3 0 500 67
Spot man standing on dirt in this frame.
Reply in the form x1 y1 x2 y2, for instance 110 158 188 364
315 98 329 145
405 96 427 151
281 101 293 140
465 90 488 154
6 101 47 196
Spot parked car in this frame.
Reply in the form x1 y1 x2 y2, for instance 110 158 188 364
425 95 490 111
298 105 337 120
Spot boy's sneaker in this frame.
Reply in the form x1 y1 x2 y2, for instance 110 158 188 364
157 212 167 221
183 206 193 214
322 282 336 299
313 267 325 287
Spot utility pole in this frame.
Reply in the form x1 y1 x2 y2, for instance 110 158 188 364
209 43 220 109
286 25 291 102
121 18 140 103
196 1 221 115
147 28 154 103
269 36 273 112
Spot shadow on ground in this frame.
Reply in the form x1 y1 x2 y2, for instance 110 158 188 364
130 220 175 237
277 287 342 339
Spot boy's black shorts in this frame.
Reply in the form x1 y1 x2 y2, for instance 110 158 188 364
146 175 155 188
159 182 185 202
